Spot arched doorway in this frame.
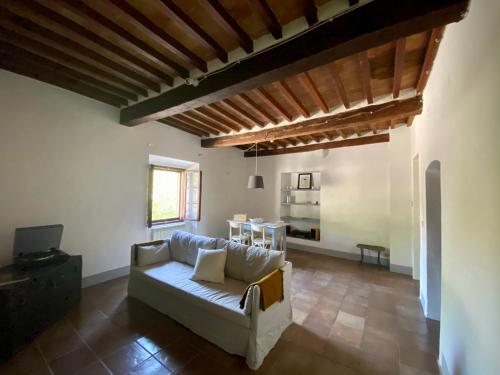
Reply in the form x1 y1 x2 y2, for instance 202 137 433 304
412 154 421 280
425 160 442 320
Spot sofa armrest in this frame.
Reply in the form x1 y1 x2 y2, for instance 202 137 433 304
130 239 169 267
250 261 292 333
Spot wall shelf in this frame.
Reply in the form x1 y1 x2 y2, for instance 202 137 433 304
280 171 321 241
281 216 320 223
281 188 320 192
287 234 320 242
281 202 320 206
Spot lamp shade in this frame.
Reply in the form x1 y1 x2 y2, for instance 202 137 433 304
247 175 264 189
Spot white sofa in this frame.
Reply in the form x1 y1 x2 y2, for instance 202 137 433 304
128 230 292 370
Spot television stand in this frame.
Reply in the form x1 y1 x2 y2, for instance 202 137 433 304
0 253 82 362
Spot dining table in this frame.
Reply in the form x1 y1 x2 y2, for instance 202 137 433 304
227 220 287 251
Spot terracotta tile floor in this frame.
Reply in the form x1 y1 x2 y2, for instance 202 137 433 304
0 249 440 375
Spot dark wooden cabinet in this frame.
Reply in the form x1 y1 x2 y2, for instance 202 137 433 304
0 255 82 362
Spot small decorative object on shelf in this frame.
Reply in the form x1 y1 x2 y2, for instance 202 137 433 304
298 173 312 189
281 171 320 242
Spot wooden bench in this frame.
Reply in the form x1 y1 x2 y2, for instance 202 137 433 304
356 244 388 266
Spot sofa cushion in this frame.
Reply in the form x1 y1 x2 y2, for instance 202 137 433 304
170 230 217 266
136 242 170 266
244 246 285 283
223 240 250 281
136 261 250 328
191 247 227 284
218 240 285 283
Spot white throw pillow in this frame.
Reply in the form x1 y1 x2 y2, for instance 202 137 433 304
191 247 227 284
136 242 170 266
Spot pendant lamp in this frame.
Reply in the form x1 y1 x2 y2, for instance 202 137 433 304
247 143 264 189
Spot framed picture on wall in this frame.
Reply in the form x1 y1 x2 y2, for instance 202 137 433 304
298 173 312 189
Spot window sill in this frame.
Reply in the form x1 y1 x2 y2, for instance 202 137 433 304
150 221 186 230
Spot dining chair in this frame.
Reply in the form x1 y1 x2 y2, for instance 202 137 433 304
251 224 273 249
229 221 249 244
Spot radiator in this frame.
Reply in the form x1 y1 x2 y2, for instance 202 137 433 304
150 223 193 241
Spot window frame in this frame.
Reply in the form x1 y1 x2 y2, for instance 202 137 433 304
147 165 185 227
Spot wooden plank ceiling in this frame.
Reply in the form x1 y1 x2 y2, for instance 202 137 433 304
0 0 467 156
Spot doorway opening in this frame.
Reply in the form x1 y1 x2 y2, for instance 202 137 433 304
412 155 421 280
424 160 442 321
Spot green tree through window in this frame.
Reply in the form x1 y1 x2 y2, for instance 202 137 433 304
151 168 181 223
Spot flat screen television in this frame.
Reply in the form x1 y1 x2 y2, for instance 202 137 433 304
13 224 64 257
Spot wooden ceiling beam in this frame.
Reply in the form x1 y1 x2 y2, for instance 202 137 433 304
207 103 252 130
300 72 329 113
173 114 221 135
203 0 253 53
0 25 147 97
298 136 311 144
0 41 136 101
258 142 273 150
327 63 350 109
312 134 324 142
192 107 241 132
293 137 307 144
319 132 330 141
308 134 319 142
107 0 207 72
236 94 278 125
171 115 216 136
393 38 406 98
254 88 293 122
158 0 228 63
71 0 191 77
201 96 422 147
300 0 318 26
186 109 233 133
244 134 390 157
120 0 469 125
181 111 232 133
0 3 163 92
158 118 207 136
275 80 310 118
173 114 220 135
273 139 288 148
0 53 127 107
251 0 282 39
3 0 172 88
407 116 415 127
416 27 445 94
20 1 173 86
219 99 265 128
358 51 374 104
329 130 341 140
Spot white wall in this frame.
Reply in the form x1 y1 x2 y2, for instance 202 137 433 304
0 70 247 277
389 127 413 270
245 142 393 258
411 1 500 373
244 130 413 271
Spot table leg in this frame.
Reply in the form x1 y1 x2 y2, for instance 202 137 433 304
378 250 381 265
270 228 277 250
282 228 287 252
360 248 364 263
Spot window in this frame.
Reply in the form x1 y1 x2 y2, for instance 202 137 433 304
147 165 202 227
